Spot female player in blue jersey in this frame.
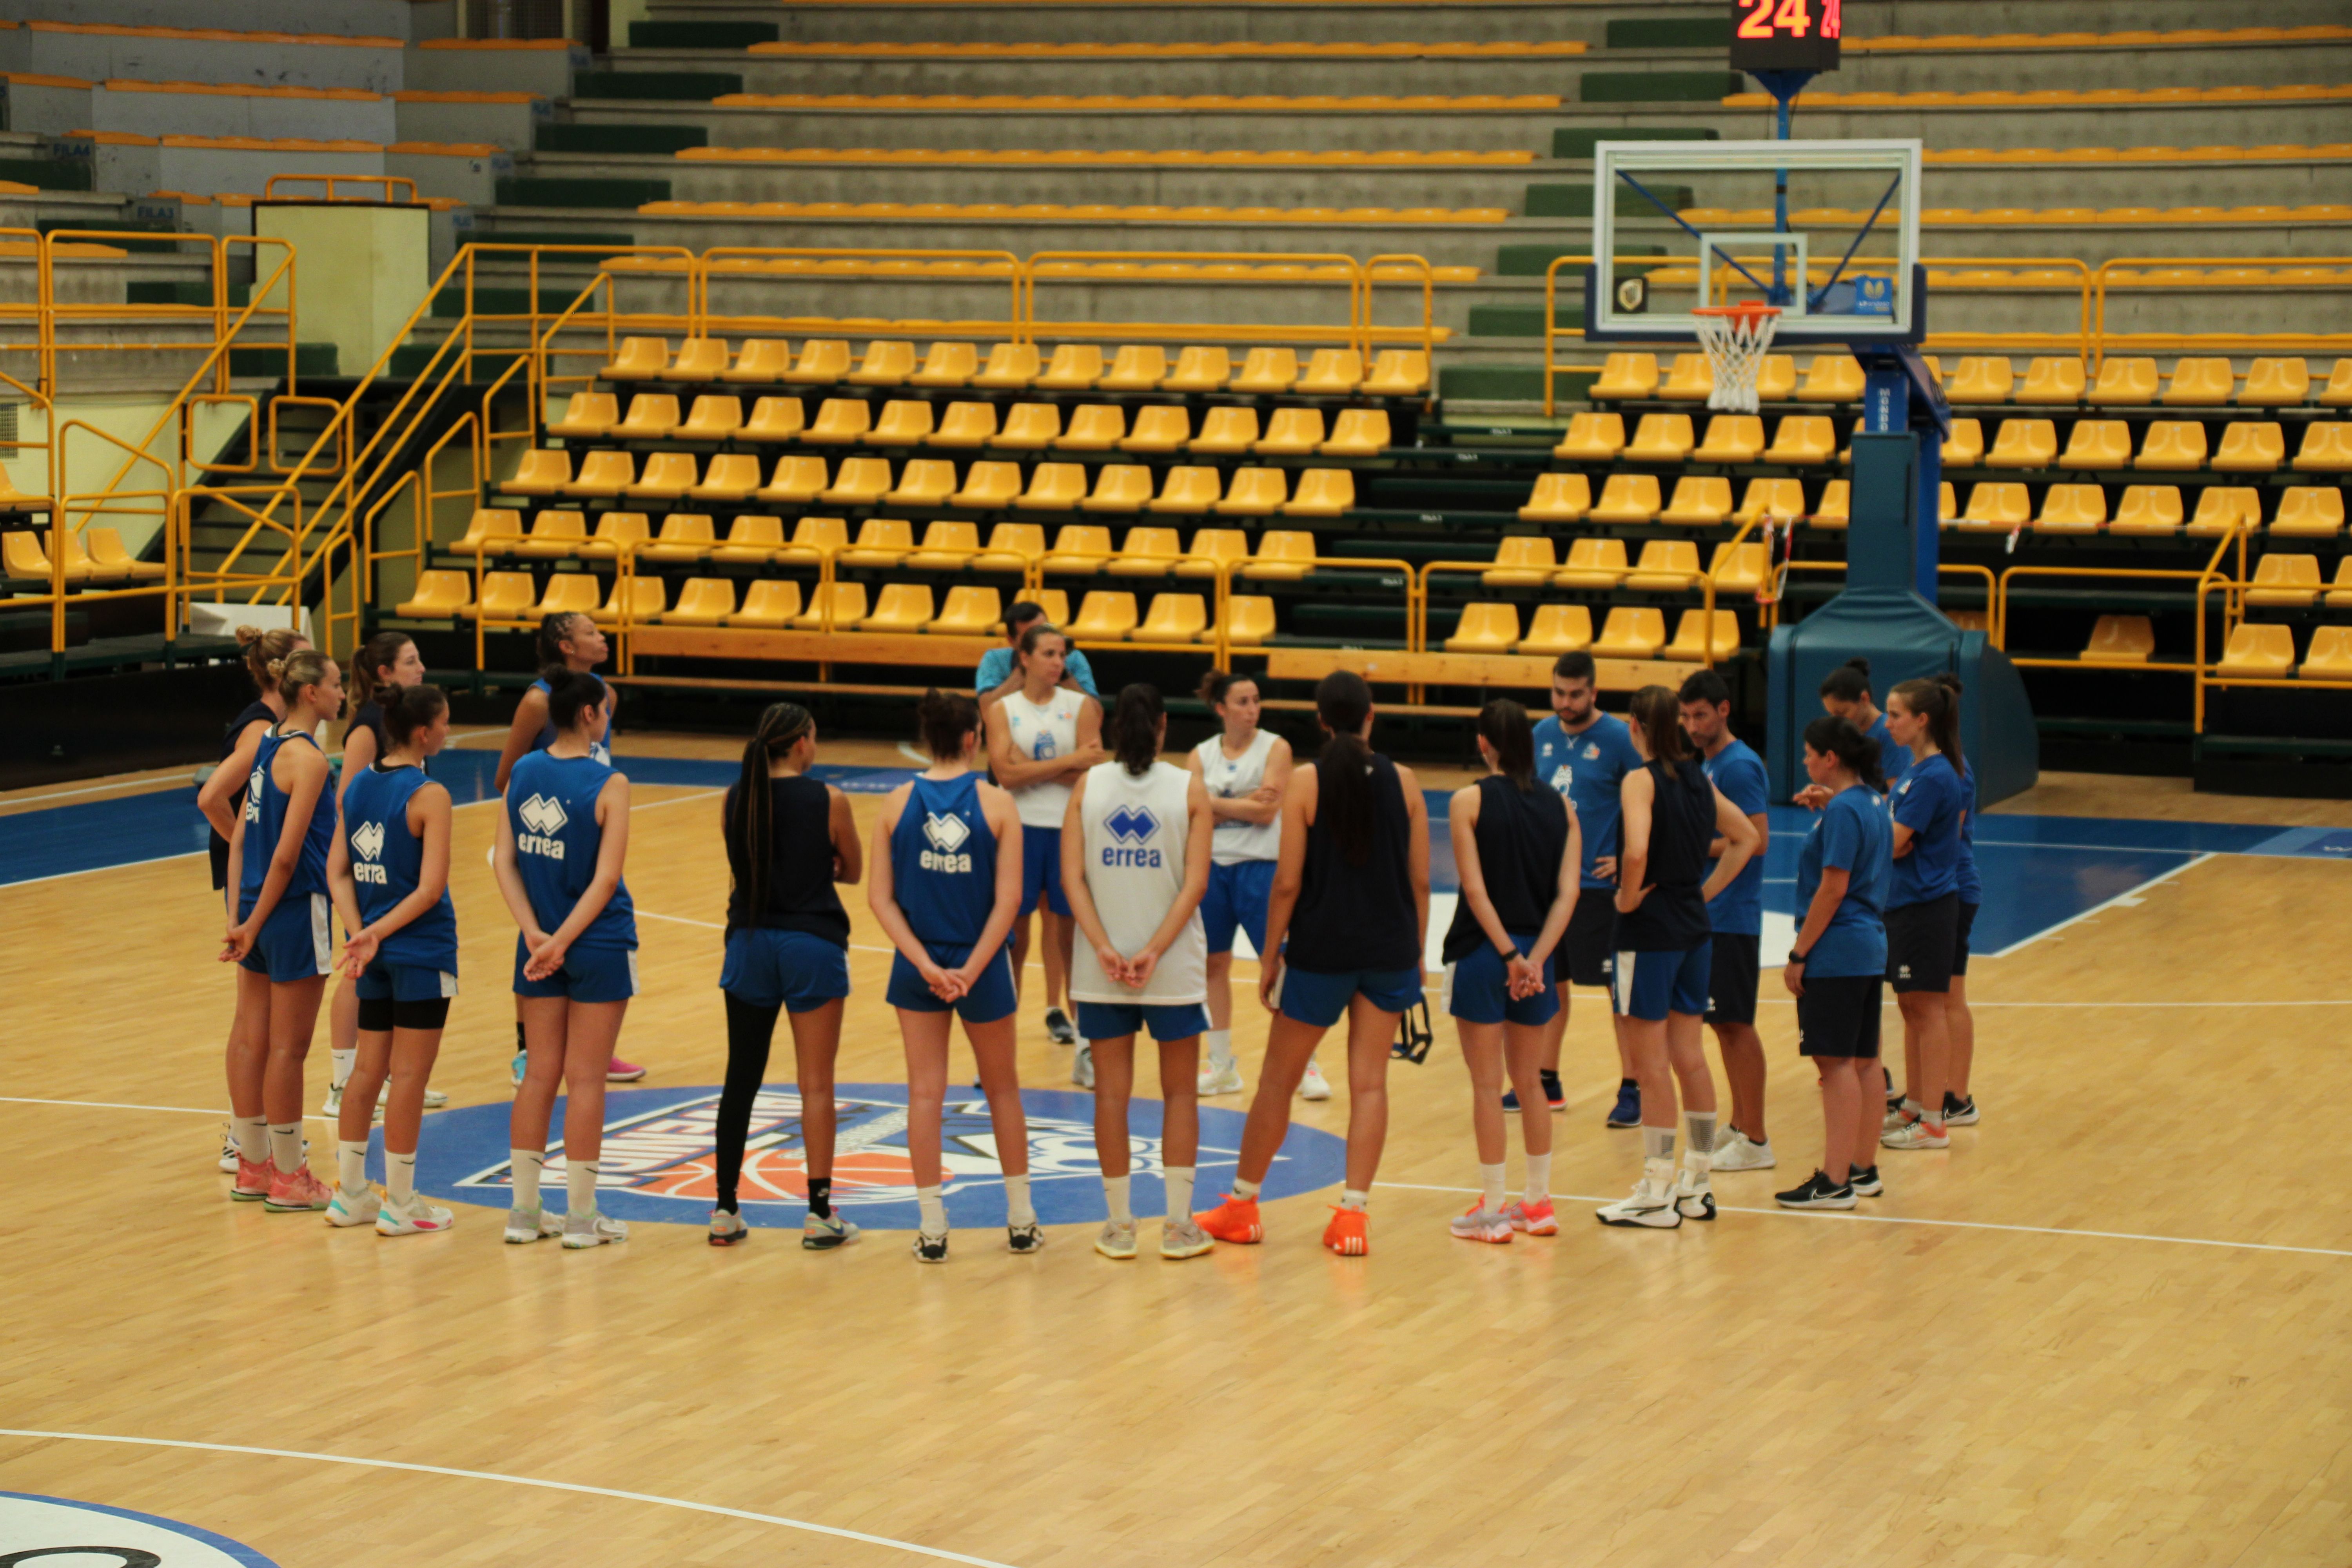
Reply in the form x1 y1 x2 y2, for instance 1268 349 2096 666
1886 672 1984 1136
218 648 344 1214
1878 675 1970 1152
869 690 1034 1263
324 683 458 1237
494 669 639 1250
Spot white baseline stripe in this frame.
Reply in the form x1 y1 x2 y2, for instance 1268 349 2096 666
1983 850 2212 960
1374 1181 2352 1259
3 850 204 889
0 1096 339 1124
0 1430 1022 1568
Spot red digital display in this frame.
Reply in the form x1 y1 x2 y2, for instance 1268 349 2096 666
1730 0 1842 73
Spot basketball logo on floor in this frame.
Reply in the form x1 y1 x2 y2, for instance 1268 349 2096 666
403 1085 1348 1231
0 1491 281 1565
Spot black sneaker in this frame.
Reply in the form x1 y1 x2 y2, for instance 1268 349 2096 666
1007 1222 1045 1254
1605 1080 1641 1128
1775 1171 1858 1210
1847 1164 1884 1197
912 1230 949 1263
1044 1007 1078 1045
1942 1093 1980 1127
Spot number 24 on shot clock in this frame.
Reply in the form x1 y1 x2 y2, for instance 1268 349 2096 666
1730 0 1842 74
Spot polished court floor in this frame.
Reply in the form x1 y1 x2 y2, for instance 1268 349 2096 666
2 732 2348 1566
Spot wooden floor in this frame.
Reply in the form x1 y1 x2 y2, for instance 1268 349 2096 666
4 735 2349 1566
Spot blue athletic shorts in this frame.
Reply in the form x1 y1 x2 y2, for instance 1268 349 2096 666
1612 943 1711 1023
1076 999 1210 1043
886 939 1018 1024
1444 933 1559 1027
354 957 458 1004
1019 823 1071 918
236 891 331 983
1201 859 1275 956
1275 962 1423 1029
512 936 639 1004
720 928 851 1013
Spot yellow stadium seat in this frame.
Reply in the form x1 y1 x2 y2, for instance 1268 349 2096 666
1098 345 1169 393
1033 344 1104 391
2187 487 2260 536
1285 469 1355 519
641 512 716 561
1626 413 1695 463
1928 417 1980 468
780 514 846 563
1131 592 1210 644
1554 536 1629 588
1057 405 1127 452
2059 419 2132 468
905 519 981 570
971 343 1041 390
547 392 617 439
1216 594 1278 646
1659 353 1713 402
1764 415 1835 465
2090 357 2160 406
2212 422 2285 473
1177 528 1250 580
2015 357 2086 406
532 572 603 618
2239 358 2310 407
845 340 918 387
449 506 522 557
2329 558 2352 610
860 582 935 632
1445 601 1521 652
949 461 1022 509
2291 423 2352 471
1708 541 1767 595
793 581 868 630
501 448 571 497
592 575 665 627
2246 552 2322 607
1120 406 1193 455
908 341 980 388
815 457 891 506
1754 355 1797 402
781 339 853 385
2162 358 2236 406
1151 467 1225 514
2136 421 2209 470
1215 468 1289 517
1029 590 1070 627
85 527 162 582
662 337 730 383
599 336 667 380
2109 485 2184 536
685 453 761 504
1589 472 1662 524
1518 602 1593 655
40 527 109 585
1957 483 2031 528
1013 463 1087 512
1364 350 1429 396
1664 608 1740 662
753 455 827 506
975 522 1046 572
677 396 744 441
1232 347 1299 395
1080 466 1155 514
1163 347 1232 393
2215 622 2294 677
565 450 635 499
1256 408 1326 456
661 577 737 626
1483 536 1556 587
1553 412 1625 461
997 404 1063 450
741 396 806 442
1592 352 1659 400
1593 606 1668 658
1984 418 2057 468
1242 531 1317 581
1946 356 2014 403
1070 590 1140 641
1626 539 1701 592
2300 625 2352 680
512 509 588 558
883 459 959 508
2270 486 2345 537
2082 614 2157 663
803 399 873 445
728 579 802 629
471 571 537 621
1691 415 1765 464
2319 360 2352 408
927 402 999 449
1043 524 1116 575
1797 354 1865 403
1322 408 1391 456
394 569 472 618
1190 407 1260 455
1107 526 1183 578
930 584 1001 635
721 339 792 384
2034 483 2107 532
865 400 936 445
1519 472 1590 522
711 514 790 564
1730 477 1804 525
1298 349 1363 395
1657 476 1734 526
611 393 680 440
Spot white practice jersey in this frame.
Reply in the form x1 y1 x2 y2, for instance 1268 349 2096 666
1069 759 1206 1005
1001 688 1083 829
1192 729 1279 865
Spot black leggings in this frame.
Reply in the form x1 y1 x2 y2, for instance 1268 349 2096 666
712 994 783 1213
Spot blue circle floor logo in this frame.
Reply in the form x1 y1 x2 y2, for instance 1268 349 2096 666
0 1491 279 1565
397 1084 1349 1231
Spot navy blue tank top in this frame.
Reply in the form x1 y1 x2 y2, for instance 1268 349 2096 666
238 728 332 903
889 771 998 947
506 748 635 949
343 761 459 971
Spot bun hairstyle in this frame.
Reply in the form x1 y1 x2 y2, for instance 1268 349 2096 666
354 631 414 709
545 668 608 734
1818 657 1873 705
1628 683 1691 766
1477 698 1537 792
729 701 817 917
1803 714 1887 794
235 624 304 694
1198 668 1257 709
1109 683 1163 777
536 611 591 679
275 647 334 705
915 687 980 761
382 683 448 750
1889 672 1965 771
1312 669 1377 865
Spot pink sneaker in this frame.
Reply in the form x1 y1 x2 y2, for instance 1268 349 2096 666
1504 1198 1559 1236
606 1057 647 1083
264 1165 333 1212
231 1155 277 1202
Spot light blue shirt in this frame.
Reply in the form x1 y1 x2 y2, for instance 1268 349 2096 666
1533 711 1642 889
976 645 1097 699
1700 737 1769 936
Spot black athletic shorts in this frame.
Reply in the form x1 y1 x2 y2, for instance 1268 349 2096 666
1704 932 1760 1027
1797 973 1883 1059
1952 901 1978 978
1886 892 1961 994
1560 893 1619 989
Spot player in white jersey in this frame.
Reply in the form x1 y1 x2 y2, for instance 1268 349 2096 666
1062 684 1217 1261
982 621 1105 1063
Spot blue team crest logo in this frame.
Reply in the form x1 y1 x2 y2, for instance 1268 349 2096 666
1031 732 1058 761
397 1085 1347 1230
1582 742 1600 760
1105 804 1160 843
922 811 970 852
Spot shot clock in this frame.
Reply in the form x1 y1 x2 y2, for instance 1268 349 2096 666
1729 0 1842 74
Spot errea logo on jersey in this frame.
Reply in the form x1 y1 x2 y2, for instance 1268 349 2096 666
517 793 569 860
920 810 973 873
351 819 389 884
1102 804 1163 867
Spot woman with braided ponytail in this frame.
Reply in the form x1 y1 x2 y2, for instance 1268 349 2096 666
707 703 864 1250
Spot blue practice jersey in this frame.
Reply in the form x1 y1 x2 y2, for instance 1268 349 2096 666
1889 751 1967 908
1701 737 1769 936
1865 712 1910 789
1533 711 1642 889
890 771 1000 947
506 749 635 949
1956 759 1981 906
530 675 612 764
343 762 458 971
1795 783 1893 979
239 729 332 901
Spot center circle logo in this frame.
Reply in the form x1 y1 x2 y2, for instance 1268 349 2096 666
401 1085 1348 1230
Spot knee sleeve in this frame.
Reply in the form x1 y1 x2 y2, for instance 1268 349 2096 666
356 994 396 1033
392 996 451 1031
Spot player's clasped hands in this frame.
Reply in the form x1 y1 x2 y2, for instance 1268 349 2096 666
1504 951 1544 1000
339 928 381 978
522 927 568 982
220 919 257 963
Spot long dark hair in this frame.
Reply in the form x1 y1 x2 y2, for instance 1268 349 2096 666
1198 668 1256 709
1819 657 1872 704
382 684 448 751
1477 698 1536 792
1889 672 1964 772
545 669 606 733
916 687 980 761
537 611 591 679
1109 683 1162 777
728 701 816 916
354 632 414 710
1313 670 1377 865
1628 684 1690 766
1803 714 1887 794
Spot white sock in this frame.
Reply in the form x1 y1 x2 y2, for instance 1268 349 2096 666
1205 1028 1234 1067
387 1151 416 1205
917 1184 947 1233
1684 1112 1717 1178
1004 1173 1036 1227
330 1047 356 1093
268 1122 303 1174
1524 1152 1552 1205
567 1159 600 1216
510 1148 544 1210
1102 1174 1132 1225
337 1140 367 1192
233 1116 268 1165
1165 1165 1196 1221
1339 1187 1368 1212
1479 1161 1507 1213
1232 1175 1261 1201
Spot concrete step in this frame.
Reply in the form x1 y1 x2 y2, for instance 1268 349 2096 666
0 0 460 42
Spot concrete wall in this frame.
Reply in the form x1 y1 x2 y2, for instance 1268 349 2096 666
0 0 457 43
393 93 544 151
404 40 581 99
18 29 406 93
386 143 510 207
2 392 251 555
255 202 431 377
3 78 94 137
91 84 401 143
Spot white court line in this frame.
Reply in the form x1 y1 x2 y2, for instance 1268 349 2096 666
0 776 193 807
1983 850 2212 959
0 1430 1022 1568
0 1096 338 1124
1374 1181 2352 1258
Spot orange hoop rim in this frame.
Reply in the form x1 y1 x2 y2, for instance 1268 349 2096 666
1693 303 1784 319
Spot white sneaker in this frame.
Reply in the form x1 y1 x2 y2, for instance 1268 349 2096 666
562 1208 628 1249
376 1194 455 1236
216 1123 240 1174
422 1087 449 1109
1674 1168 1716 1221
1449 1203 1513 1244
1073 1042 1095 1089
504 1205 561 1244
1596 1162 1681 1229
321 1082 345 1117
1297 1059 1332 1101
1710 1131 1777 1171
1883 1096 1922 1133
1094 1219 1137 1259
325 1184 381 1228
1881 1116 1950 1151
1198 1057 1244 1096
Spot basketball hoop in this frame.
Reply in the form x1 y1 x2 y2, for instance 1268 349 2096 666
1693 302 1782 414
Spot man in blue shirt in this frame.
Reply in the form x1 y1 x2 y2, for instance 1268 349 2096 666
1679 669 1774 1172
1521 651 1646 1127
976 601 1099 707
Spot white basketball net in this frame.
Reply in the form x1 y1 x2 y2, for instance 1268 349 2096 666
1694 304 1781 414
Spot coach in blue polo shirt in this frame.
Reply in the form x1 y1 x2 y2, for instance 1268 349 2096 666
1677 669 1773 1172
976 599 1098 706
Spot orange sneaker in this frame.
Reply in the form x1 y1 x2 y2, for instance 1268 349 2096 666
1194 1194 1262 1244
230 1155 277 1202
1323 1205 1369 1256
1504 1198 1558 1236
264 1165 333 1213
